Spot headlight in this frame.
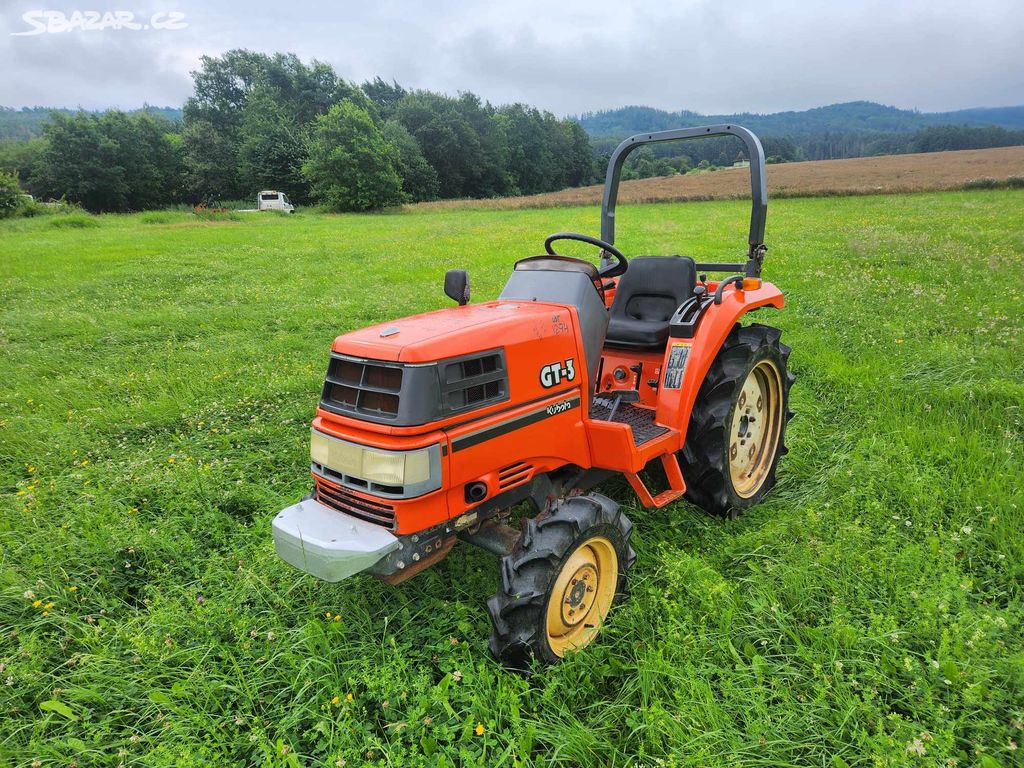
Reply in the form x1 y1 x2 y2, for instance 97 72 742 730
310 430 438 494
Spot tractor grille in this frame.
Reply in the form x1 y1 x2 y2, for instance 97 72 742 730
314 473 397 530
443 352 507 412
321 356 403 420
319 350 509 426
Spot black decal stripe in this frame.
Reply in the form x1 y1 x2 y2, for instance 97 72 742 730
444 386 577 431
452 397 581 452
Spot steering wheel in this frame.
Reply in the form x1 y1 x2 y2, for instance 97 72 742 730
544 232 628 278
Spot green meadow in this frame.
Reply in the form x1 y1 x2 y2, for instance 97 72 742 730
1 191 1022 767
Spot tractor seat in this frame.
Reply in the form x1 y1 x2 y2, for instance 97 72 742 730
605 256 697 349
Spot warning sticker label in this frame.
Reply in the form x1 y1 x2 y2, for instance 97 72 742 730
663 343 691 390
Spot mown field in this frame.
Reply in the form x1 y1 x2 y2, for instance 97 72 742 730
1 191 1022 767
417 146 1024 211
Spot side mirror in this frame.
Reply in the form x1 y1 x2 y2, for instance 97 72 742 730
444 269 470 306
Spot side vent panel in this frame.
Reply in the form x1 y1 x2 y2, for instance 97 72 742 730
442 350 508 412
498 462 533 490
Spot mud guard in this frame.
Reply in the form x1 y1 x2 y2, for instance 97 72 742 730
655 281 784 432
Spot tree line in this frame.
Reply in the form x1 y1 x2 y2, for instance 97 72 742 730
3 58 1024 213
0 50 596 212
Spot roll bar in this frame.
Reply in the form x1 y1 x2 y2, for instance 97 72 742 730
600 124 768 277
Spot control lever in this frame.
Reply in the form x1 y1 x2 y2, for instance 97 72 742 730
713 276 745 305
597 389 640 422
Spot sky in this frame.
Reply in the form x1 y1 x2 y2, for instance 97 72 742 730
2 0 1022 116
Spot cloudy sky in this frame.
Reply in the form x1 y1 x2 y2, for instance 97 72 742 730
2 0 1022 116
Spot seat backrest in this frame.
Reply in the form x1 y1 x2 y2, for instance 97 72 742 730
610 256 697 322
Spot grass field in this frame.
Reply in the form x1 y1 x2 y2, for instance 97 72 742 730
416 146 1024 211
1 191 1023 767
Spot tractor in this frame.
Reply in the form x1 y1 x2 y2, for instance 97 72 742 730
272 125 794 668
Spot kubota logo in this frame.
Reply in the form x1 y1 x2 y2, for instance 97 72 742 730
545 399 574 416
539 358 576 389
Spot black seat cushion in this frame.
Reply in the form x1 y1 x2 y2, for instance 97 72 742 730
606 256 697 348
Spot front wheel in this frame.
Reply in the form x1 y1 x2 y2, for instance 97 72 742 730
487 494 634 670
680 323 794 517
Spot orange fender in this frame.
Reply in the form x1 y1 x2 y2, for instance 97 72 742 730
655 281 784 434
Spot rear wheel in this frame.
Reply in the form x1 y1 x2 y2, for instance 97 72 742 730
487 494 634 670
680 323 794 516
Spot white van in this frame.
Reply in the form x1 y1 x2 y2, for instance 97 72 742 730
257 190 295 213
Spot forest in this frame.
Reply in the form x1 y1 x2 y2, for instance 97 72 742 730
2 54 1023 213
0 51 594 212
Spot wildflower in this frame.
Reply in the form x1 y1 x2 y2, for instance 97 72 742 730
907 738 926 756
23 591 35 600
331 695 340 706
266 631 275 641
334 615 341 622
475 723 486 736
168 456 176 464
68 586 77 592
450 637 460 645
44 603 53 610
452 670 463 682
32 600 42 608
423 716 433 725
325 612 332 618
196 596 205 605
346 693 353 701
81 460 89 466
961 526 972 535
42 611 48 617
1009 740 1017 751
17 490 26 497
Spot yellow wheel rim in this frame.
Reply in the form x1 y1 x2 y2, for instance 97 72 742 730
729 359 784 498
545 536 618 657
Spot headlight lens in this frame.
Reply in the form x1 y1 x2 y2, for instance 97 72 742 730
310 430 436 489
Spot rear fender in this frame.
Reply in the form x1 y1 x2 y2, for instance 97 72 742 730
655 281 784 433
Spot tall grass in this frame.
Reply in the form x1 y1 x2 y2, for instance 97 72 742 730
0 191 1022 766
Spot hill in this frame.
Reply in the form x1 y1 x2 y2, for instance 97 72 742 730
578 100 1024 138
0 105 183 141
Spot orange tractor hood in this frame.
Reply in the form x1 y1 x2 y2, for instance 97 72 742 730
332 300 567 364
